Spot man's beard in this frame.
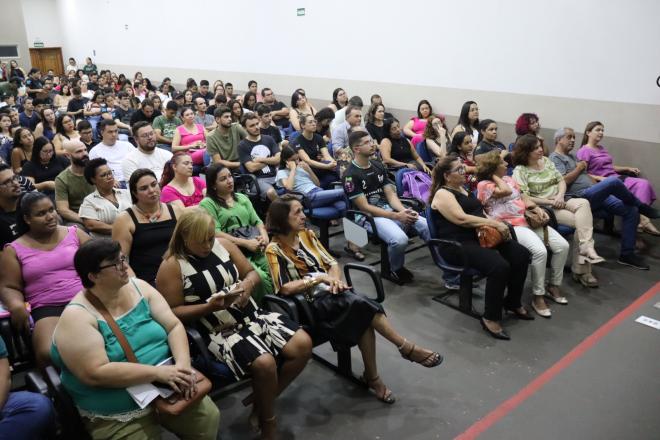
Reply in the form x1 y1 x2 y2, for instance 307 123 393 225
72 156 89 167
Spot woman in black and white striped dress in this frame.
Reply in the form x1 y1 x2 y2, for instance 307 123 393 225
156 208 312 439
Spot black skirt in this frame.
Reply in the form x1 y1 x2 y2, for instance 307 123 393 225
310 290 384 350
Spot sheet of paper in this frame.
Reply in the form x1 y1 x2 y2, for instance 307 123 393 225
635 315 660 330
126 383 161 409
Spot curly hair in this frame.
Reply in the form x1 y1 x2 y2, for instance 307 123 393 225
514 113 539 136
475 150 503 181
511 134 540 166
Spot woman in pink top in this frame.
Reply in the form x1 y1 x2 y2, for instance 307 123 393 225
171 107 206 165
577 121 658 235
1 192 90 367
160 152 206 207
403 100 433 147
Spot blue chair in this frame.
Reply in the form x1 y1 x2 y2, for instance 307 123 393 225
416 140 433 163
425 205 482 319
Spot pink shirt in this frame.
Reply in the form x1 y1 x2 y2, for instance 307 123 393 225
160 176 206 207
476 176 528 227
177 124 206 147
7 226 83 309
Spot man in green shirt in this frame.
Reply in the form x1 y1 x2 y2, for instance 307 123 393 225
205 106 246 170
55 140 95 224
152 101 182 150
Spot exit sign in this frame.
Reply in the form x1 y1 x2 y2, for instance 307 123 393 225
297 8 305 16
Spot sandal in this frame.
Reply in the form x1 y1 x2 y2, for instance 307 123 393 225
344 245 366 261
360 374 396 404
398 339 443 368
259 416 277 440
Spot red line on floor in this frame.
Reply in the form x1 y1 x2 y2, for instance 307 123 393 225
455 281 660 440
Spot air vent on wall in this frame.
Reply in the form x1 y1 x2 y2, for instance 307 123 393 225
0 45 20 58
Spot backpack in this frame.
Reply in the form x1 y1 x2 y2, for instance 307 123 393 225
402 170 432 203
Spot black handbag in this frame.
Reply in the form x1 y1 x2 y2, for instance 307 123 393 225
228 216 260 240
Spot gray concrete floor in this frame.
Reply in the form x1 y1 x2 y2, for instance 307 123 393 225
210 228 660 439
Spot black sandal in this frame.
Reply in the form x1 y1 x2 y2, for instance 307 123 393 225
398 339 443 368
344 246 365 261
360 374 396 404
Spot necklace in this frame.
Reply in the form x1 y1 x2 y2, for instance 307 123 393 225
134 202 163 223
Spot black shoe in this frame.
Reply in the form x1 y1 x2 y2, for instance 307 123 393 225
384 270 406 285
504 307 535 320
397 267 414 282
618 254 650 270
638 204 660 219
480 318 510 340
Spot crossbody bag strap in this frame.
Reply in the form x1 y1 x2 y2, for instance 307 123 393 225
84 290 139 363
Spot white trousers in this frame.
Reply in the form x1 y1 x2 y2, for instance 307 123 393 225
513 226 570 296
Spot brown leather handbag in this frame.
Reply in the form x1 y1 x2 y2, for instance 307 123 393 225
477 225 505 248
85 291 212 416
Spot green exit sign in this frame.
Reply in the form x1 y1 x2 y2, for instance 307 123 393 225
297 8 305 16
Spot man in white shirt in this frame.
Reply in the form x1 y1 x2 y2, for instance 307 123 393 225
122 121 173 182
89 119 135 187
331 104 363 157
330 95 363 132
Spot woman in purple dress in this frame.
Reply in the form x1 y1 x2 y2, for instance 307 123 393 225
577 121 658 235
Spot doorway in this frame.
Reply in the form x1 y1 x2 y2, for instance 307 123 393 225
29 47 64 75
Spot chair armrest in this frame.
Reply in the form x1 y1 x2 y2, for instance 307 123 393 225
343 263 385 303
26 370 50 396
185 327 214 367
233 174 260 198
400 197 424 213
262 294 299 323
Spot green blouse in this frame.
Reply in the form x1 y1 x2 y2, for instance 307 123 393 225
513 156 563 199
198 193 263 233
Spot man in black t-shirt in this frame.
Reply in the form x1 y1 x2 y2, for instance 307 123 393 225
256 104 285 146
130 99 161 126
342 131 430 284
192 80 214 104
238 113 280 201
113 92 135 135
0 164 23 250
290 113 339 188
261 88 289 128
66 87 87 119
25 68 44 99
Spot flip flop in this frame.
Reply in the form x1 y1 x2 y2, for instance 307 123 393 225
344 246 365 261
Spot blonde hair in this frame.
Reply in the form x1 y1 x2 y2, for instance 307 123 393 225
166 208 215 260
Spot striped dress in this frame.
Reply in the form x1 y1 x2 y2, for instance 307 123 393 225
177 241 297 380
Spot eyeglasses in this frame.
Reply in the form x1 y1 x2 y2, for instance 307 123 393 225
98 255 127 272
97 170 113 179
0 175 20 187
450 165 466 175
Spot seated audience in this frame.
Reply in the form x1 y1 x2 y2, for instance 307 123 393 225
331 96 363 132
129 98 161 126
331 104 363 157
193 79 214 103
77 120 95 151
52 114 79 155
429 156 530 339
474 119 508 159
171 106 206 166
256 104 286 147
66 86 86 120
53 83 72 114
11 128 33 174
21 136 69 199
402 100 432 147
122 121 173 182
447 131 478 193
194 97 216 131
577 121 658 235
83 91 108 137
112 169 185 285
156 209 312 439
152 101 182 149
113 91 135 136
450 101 480 145
365 103 387 145
243 91 258 113
551 127 656 269
328 87 348 112
206 105 245 170
229 99 244 124
33 107 56 141
290 114 338 188
0 335 55 438
50 238 220 439
314 107 335 143
343 131 430 284
1 192 90 367
199 164 273 303
79 158 132 237
89 119 135 187
512 134 602 287
0 113 13 163
289 91 317 131
55 140 94 225
18 97 39 131
238 113 280 201
380 119 430 173
423 115 450 160
266 195 442 403
160 152 206 207
261 88 289 129
476 151 570 317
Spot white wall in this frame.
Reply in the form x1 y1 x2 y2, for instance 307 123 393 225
21 0 64 48
52 0 660 106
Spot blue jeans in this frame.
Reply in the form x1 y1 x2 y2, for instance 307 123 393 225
307 188 347 212
0 391 55 440
368 214 430 271
580 177 640 255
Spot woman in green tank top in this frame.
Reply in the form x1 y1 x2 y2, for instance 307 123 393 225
50 238 220 439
